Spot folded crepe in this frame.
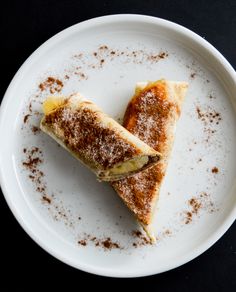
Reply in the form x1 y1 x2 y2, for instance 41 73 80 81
112 80 188 241
40 94 161 181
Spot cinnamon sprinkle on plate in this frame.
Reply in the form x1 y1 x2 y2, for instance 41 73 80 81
211 167 219 173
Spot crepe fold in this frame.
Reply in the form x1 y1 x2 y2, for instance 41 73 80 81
40 94 161 181
112 80 188 241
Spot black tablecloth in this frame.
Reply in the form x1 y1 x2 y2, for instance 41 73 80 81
1 0 235 288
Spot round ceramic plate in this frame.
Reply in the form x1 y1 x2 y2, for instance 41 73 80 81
0 15 236 277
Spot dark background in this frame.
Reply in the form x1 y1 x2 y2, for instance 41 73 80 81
1 0 235 289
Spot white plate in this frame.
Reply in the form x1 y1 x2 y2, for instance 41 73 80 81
0 15 236 277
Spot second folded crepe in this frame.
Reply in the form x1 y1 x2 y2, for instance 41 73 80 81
40 94 161 181
112 80 188 241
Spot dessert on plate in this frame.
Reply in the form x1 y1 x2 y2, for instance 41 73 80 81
112 80 188 241
40 93 161 181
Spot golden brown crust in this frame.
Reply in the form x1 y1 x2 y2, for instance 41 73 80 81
44 106 139 169
113 163 164 224
112 80 188 225
40 94 161 181
123 81 176 152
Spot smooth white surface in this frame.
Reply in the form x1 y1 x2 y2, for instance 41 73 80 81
0 15 236 277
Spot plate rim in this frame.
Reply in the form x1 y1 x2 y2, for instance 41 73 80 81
0 14 236 278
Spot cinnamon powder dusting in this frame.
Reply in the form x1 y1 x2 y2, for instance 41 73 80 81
189 198 202 214
22 148 76 228
22 147 55 207
39 77 63 94
42 195 51 204
196 107 221 124
22 147 42 171
159 52 168 59
182 193 218 224
22 147 46 196
71 46 169 73
31 126 40 134
185 212 193 224
32 46 169 93
147 52 168 63
101 238 120 249
184 197 202 224
196 106 222 142
77 234 122 250
211 167 219 174
44 105 139 169
23 114 31 124
78 240 87 246
131 230 152 247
